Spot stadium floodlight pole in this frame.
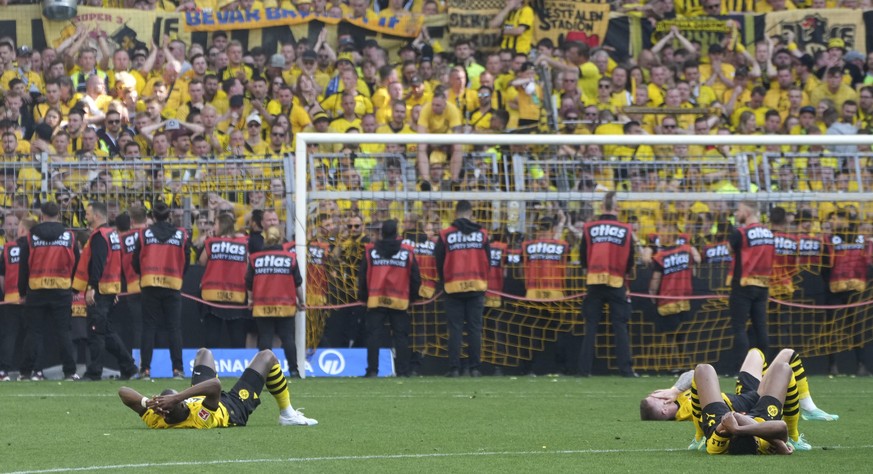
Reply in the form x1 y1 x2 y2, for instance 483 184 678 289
294 132 873 377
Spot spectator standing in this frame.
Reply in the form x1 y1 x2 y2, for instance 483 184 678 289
18 202 79 381
578 192 637 377
435 200 490 377
72 202 138 381
133 202 191 380
358 219 421 377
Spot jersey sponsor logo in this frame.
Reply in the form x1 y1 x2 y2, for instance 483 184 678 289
198 408 211 421
705 244 731 262
31 231 72 247
210 241 247 262
774 236 797 254
661 251 690 275
7 246 19 264
446 231 485 251
489 248 503 267
108 231 122 251
798 238 821 254
124 233 138 252
746 227 774 246
588 224 628 245
369 248 410 267
143 229 184 246
525 242 565 256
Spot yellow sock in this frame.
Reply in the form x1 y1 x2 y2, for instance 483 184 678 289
789 351 810 400
266 364 291 410
690 379 704 440
784 372 800 441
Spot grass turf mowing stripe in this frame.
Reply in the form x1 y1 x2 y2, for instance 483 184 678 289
8 446 873 474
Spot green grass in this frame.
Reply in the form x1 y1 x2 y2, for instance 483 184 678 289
1 375 871 473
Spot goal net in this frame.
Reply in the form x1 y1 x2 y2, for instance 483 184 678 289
293 133 873 373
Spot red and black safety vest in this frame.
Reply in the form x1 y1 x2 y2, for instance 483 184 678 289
733 224 775 288
282 240 296 255
771 231 798 297
583 220 633 288
364 242 416 310
403 238 438 299
201 236 248 303
828 234 869 293
522 238 568 299
486 241 507 307
307 241 330 306
120 229 141 294
250 250 298 317
652 245 693 316
73 226 123 295
796 233 825 270
138 227 188 290
27 229 76 290
3 243 20 302
439 225 489 294
701 240 732 263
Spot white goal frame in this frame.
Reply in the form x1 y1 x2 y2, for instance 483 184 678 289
290 133 873 377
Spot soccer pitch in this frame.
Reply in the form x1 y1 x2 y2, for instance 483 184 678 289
2 375 871 473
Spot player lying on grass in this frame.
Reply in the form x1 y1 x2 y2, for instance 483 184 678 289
694 360 795 455
640 348 836 451
118 348 317 428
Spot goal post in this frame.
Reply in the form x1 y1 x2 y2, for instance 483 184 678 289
291 132 873 376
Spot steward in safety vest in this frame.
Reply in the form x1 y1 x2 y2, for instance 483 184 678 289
402 231 439 300
132 213 191 291
435 204 490 295
728 204 775 289
0 217 34 303
116 207 148 294
359 229 421 311
357 219 421 378
486 238 507 307
247 242 304 317
641 216 689 266
18 205 78 298
200 220 249 304
823 212 870 294
769 207 798 298
580 213 635 288
523 217 568 300
72 222 123 296
649 239 701 316
794 209 824 272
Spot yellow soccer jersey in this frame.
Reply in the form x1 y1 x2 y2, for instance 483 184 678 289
141 396 229 429
675 390 694 421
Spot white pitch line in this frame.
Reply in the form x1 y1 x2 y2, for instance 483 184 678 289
8 446 873 474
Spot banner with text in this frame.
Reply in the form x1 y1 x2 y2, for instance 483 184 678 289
532 0 611 48
42 7 191 53
447 0 504 51
764 8 867 55
183 8 422 38
132 348 395 378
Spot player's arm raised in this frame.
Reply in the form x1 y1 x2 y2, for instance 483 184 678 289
152 378 223 412
118 387 150 416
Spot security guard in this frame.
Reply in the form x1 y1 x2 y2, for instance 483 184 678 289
132 202 191 380
18 202 79 381
578 192 637 377
435 200 490 377
358 220 421 377
72 202 138 381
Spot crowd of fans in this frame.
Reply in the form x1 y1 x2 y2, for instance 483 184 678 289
0 0 871 244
